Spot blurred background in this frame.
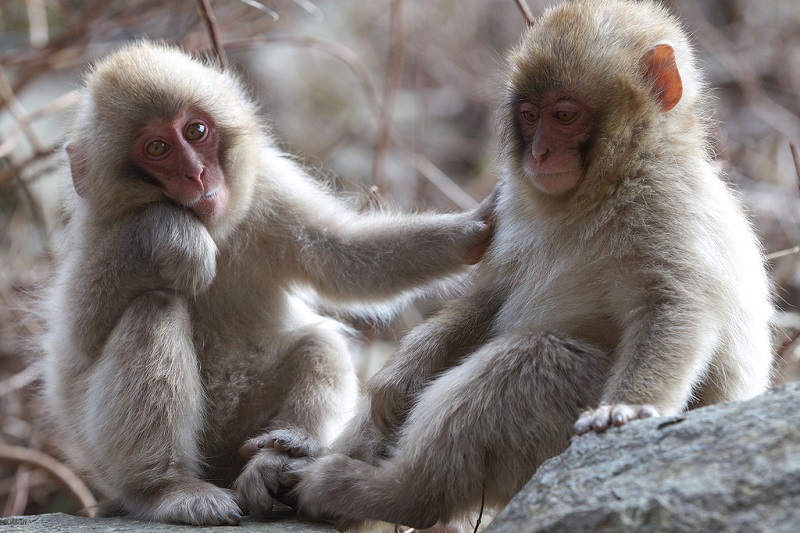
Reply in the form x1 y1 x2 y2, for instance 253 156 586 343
0 0 798 518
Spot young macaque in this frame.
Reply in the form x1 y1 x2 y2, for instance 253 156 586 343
293 0 774 529
39 42 491 526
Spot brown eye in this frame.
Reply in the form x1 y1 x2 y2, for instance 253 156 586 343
520 107 539 124
555 110 578 123
145 140 169 158
185 123 207 142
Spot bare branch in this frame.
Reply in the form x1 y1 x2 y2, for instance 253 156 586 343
0 445 97 517
514 0 535 27
197 0 228 69
372 0 405 194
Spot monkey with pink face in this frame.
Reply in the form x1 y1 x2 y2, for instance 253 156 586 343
293 0 775 529
39 42 492 525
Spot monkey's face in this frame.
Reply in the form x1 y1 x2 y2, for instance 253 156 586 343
132 109 228 223
515 96 592 196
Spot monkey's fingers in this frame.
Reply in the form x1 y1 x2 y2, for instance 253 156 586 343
465 221 493 265
240 429 319 459
574 403 660 435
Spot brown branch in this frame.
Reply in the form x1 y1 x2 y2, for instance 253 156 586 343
790 142 800 194
3 467 32 517
197 0 228 69
0 445 97 517
766 246 800 261
0 366 40 397
0 89 79 158
0 64 44 152
0 143 61 188
371 0 405 195
514 0 535 27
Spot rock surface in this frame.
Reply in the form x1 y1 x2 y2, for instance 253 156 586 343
0 511 334 532
3 383 798 532
488 381 800 533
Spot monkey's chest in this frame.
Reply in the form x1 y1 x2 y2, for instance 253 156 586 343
495 252 617 346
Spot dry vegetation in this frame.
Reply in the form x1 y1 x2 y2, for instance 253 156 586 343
0 0 798 519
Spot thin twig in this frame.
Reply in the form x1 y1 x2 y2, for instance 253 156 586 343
0 366 41 397
0 64 44 152
766 246 800 261
371 0 405 195
0 89 79 158
0 445 97 517
514 0 535 27
407 154 478 210
3 466 32 517
25 0 49 47
197 0 228 69
790 142 800 194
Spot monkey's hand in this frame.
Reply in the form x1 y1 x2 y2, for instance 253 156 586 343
368 370 419 436
574 403 660 435
233 429 321 515
463 184 499 265
156 227 217 296
137 205 219 295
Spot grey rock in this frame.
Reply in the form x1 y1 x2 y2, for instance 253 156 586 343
488 381 800 533
0 511 335 532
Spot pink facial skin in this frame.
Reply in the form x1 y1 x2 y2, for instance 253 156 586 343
517 98 592 196
133 111 228 222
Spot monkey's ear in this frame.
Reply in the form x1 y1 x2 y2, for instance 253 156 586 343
66 143 89 198
640 43 683 113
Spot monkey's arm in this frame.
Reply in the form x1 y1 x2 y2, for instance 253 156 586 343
128 203 218 296
292 195 493 302
575 273 715 433
368 281 506 434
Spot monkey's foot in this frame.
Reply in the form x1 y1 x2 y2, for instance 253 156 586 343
115 479 241 526
574 403 659 434
234 429 320 515
294 453 368 530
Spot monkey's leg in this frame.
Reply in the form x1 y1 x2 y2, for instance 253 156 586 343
85 291 240 526
365 283 506 450
295 333 609 530
234 323 358 516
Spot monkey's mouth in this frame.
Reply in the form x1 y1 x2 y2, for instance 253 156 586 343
193 188 220 204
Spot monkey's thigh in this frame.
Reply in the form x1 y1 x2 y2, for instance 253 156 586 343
234 322 358 516
296 332 608 529
401 332 608 516
86 290 240 525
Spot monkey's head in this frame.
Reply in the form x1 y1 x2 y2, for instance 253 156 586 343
66 41 263 235
501 0 708 202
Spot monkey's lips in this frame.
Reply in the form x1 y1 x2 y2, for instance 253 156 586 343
190 187 227 222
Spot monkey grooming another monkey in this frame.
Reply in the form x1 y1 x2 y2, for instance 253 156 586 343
294 0 774 529
39 42 492 526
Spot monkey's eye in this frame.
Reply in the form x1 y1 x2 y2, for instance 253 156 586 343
184 123 207 142
519 106 539 124
145 140 170 158
554 110 579 124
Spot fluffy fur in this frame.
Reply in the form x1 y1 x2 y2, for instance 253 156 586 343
293 1 774 529
39 41 490 525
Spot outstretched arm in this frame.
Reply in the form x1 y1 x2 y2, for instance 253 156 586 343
286 183 496 302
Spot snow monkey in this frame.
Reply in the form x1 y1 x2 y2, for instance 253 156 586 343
293 0 774 529
39 42 493 525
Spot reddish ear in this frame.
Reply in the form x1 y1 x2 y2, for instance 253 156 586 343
66 143 89 198
641 43 682 112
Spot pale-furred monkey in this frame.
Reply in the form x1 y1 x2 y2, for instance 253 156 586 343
293 0 774 529
39 42 492 525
